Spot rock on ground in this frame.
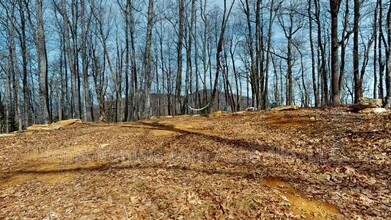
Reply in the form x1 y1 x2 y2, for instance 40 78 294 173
353 97 383 111
27 119 82 131
358 108 388 114
271 105 299 111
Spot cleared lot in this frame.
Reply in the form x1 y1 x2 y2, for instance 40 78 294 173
0 108 390 219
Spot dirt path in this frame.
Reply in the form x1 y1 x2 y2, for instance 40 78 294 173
0 108 390 219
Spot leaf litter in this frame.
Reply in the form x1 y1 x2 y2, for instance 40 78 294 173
0 107 390 219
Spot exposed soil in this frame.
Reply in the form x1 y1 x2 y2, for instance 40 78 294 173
0 107 390 219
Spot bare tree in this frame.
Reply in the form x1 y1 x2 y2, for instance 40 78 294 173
16 0 29 128
209 0 235 111
314 0 328 106
143 0 154 118
278 0 303 105
54 0 79 119
262 0 280 109
182 0 197 113
384 2 391 108
2 0 23 130
330 0 342 105
380 0 386 101
353 0 360 103
174 0 185 115
81 0 93 122
24 0 50 124
308 0 319 106
373 0 379 99
239 0 258 107
338 0 352 103
0 0 388 132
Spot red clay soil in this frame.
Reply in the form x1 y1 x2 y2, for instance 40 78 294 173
0 107 390 219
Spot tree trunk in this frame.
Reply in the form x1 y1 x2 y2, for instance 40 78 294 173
330 0 342 106
287 37 293 105
81 0 92 122
353 0 361 103
373 0 379 99
7 4 22 131
17 0 29 128
201 0 208 106
263 0 275 109
255 0 262 108
384 3 391 108
175 0 185 115
91 39 106 120
308 0 319 106
59 0 78 118
123 0 130 121
210 0 235 111
378 0 385 101
35 0 50 124
182 0 196 113
129 0 137 120
143 0 154 118
314 0 328 106
0 93 4 133
339 0 350 103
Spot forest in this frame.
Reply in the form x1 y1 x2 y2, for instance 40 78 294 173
1 0 391 132
1 1 391 218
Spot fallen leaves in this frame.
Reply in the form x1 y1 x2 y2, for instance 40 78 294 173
0 108 390 219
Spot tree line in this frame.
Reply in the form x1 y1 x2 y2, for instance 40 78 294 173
0 0 391 133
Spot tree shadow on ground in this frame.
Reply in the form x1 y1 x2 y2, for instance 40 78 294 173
1 120 387 192
136 121 389 183
0 159 375 195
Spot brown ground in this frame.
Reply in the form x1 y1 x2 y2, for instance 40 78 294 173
0 107 390 219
